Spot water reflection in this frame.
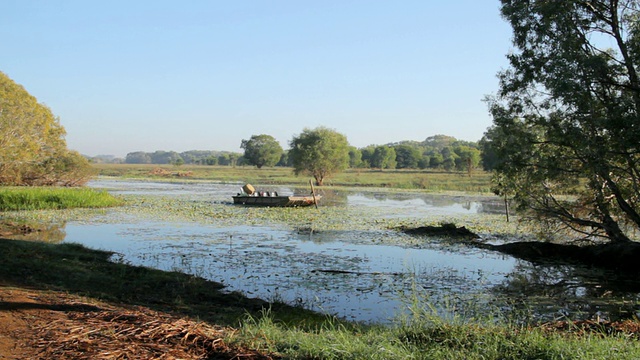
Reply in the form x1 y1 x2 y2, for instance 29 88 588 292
340 191 506 215
1 222 67 243
57 221 515 323
495 261 640 322
58 218 640 323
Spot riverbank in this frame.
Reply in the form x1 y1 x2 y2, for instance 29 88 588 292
2 238 640 359
0 238 311 359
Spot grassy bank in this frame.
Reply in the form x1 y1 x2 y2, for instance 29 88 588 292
2 238 638 359
0 187 122 211
93 163 493 193
234 310 639 359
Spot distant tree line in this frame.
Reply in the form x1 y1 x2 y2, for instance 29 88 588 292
94 150 246 166
237 131 485 185
105 134 486 173
350 135 482 172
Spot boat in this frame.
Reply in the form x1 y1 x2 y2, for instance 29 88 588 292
232 183 320 207
232 194 321 207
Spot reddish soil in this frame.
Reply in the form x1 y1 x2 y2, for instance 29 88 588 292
0 286 273 360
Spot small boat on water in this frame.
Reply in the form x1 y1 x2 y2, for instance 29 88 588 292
232 183 320 207
232 194 321 207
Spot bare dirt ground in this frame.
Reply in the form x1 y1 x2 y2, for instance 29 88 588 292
0 286 273 360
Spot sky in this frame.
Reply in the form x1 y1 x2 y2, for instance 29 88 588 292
1 1 513 157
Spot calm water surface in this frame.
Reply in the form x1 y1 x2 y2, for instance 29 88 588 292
55 179 640 323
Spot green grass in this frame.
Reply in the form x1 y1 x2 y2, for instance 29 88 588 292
93 163 494 193
231 304 640 359
0 187 123 211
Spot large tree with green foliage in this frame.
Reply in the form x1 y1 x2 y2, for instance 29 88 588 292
394 144 422 169
484 0 640 243
240 134 283 169
370 146 397 169
348 146 363 168
453 145 481 174
289 127 349 185
0 71 93 186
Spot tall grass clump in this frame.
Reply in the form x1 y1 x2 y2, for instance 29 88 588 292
0 187 122 211
231 291 640 359
233 308 412 359
393 297 639 359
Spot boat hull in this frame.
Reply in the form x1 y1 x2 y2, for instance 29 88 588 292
232 195 320 207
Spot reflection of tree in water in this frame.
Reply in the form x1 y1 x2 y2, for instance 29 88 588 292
1 222 67 243
332 190 512 216
312 189 348 206
493 261 640 321
359 192 461 206
358 192 409 202
477 201 515 215
356 191 506 212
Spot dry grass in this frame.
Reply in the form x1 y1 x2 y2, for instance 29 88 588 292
34 306 272 359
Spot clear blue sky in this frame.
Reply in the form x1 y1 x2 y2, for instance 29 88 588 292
1 1 512 157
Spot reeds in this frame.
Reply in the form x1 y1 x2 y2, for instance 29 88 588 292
0 187 122 211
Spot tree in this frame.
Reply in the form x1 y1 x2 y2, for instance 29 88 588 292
289 127 350 185
484 0 640 243
453 145 481 174
479 129 503 171
0 71 93 186
440 147 458 171
277 151 292 167
394 144 422 169
204 155 218 165
370 146 397 169
360 146 376 168
417 155 430 169
429 152 444 169
150 150 182 164
240 134 283 169
125 152 152 164
217 153 231 166
348 146 363 168
422 135 457 150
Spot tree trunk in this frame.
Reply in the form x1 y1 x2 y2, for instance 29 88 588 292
601 213 631 244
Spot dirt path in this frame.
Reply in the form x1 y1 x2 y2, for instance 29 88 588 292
0 286 272 360
0 287 41 359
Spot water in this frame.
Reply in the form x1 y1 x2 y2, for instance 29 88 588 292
51 179 640 323
63 220 514 322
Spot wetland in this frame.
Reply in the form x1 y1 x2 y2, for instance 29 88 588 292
5 178 640 325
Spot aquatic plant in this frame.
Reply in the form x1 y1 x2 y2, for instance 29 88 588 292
0 187 122 211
